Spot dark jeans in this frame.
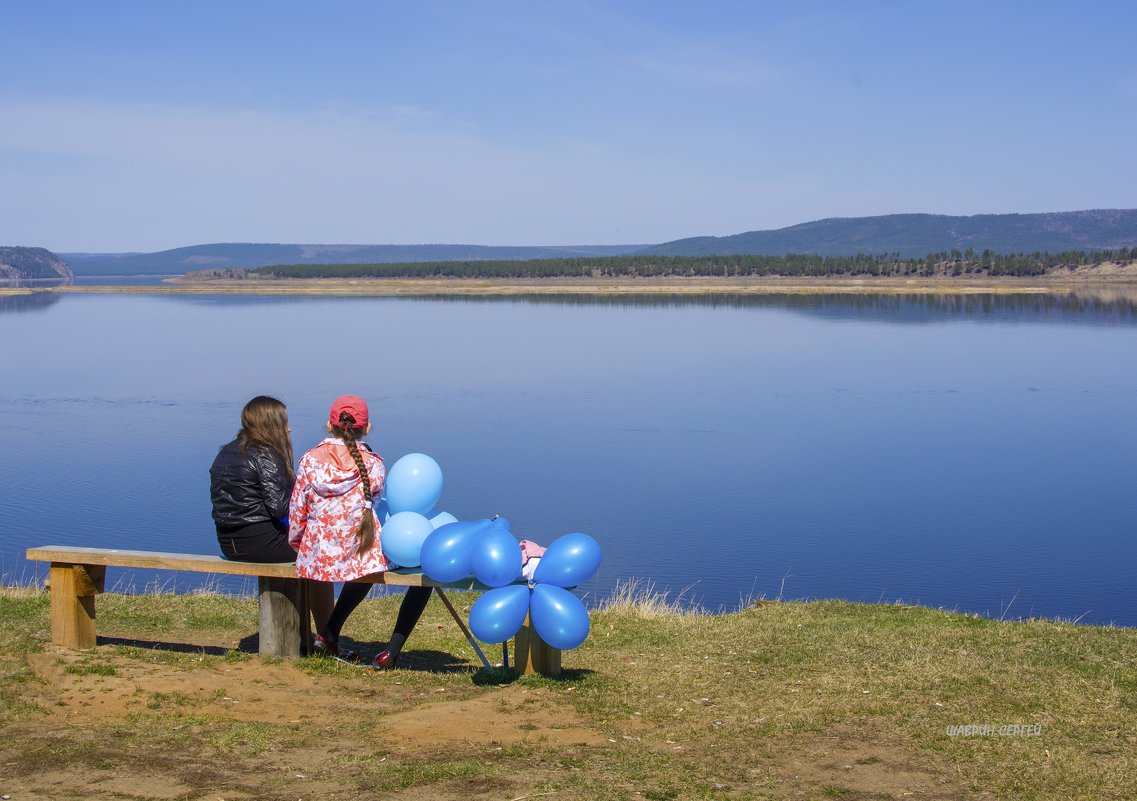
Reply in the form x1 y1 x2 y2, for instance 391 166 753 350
217 519 296 563
325 583 432 642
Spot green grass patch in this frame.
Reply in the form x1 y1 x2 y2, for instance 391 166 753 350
2 584 1136 799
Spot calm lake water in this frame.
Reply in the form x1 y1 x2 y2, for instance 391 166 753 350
2 289 1135 626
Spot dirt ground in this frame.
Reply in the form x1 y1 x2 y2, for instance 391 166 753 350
5 642 607 800
1 642 986 801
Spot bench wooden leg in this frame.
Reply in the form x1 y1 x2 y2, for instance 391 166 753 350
514 613 562 677
258 577 304 658
49 563 106 650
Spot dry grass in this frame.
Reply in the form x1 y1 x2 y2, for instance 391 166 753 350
594 577 706 618
577 599 1137 800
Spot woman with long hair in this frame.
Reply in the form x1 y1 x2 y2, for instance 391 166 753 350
289 395 430 668
210 396 333 633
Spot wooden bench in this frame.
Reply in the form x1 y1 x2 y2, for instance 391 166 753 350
26 545 561 677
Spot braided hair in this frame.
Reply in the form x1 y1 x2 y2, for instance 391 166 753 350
330 411 376 554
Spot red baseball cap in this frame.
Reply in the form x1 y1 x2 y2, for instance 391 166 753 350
329 395 369 428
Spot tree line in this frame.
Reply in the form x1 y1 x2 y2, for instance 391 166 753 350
240 247 1135 280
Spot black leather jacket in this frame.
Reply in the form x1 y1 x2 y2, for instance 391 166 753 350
209 439 292 529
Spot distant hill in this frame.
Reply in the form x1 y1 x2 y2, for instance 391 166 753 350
0 247 74 282
638 209 1137 258
61 243 646 276
58 209 1137 276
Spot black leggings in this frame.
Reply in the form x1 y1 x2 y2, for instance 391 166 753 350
324 582 431 642
218 520 296 562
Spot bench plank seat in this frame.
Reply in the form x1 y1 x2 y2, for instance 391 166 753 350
26 544 562 676
25 546 483 588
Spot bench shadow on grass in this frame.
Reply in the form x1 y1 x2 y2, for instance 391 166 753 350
97 635 234 657
469 666 594 686
395 647 596 684
95 635 594 684
96 632 294 657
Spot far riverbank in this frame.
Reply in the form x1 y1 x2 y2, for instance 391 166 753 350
26 267 1137 302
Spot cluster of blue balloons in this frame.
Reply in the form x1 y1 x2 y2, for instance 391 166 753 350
464 531 601 651
377 453 602 652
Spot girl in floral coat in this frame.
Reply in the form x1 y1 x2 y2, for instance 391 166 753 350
289 395 430 668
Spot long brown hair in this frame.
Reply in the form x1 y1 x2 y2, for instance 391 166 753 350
330 411 376 554
237 396 295 484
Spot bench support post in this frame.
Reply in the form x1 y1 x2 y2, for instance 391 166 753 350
514 613 561 677
49 563 106 650
257 577 304 658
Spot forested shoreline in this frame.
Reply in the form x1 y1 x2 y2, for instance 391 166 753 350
185 247 1136 280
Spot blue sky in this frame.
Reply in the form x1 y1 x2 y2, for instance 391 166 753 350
3 1 1135 251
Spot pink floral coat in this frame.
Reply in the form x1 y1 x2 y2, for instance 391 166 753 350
288 438 393 581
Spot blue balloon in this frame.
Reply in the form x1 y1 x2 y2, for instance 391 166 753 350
471 520 522 588
530 584 590 650
374 497 391 524
419 519 492 583
380 511 434 567
469 585 531 644
429 510 459 529
385 453 443 515
532 532 602 588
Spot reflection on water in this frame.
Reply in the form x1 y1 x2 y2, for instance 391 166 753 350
148 287 1137 326
444 290 1137 323
0 292 62 314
